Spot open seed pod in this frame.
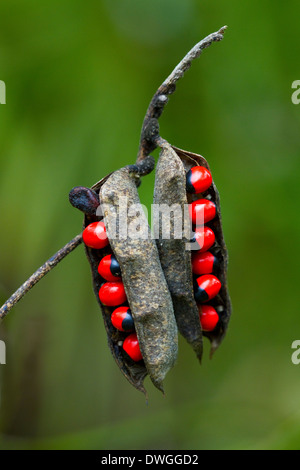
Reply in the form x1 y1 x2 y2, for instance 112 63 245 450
0 26 230 394
171 145 232 356
153 143 203 362
69 160 178 395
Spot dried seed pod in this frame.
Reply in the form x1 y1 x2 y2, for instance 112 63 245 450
100 167 178 393
153 143 203 361
172 145 232 356
69 159 178 395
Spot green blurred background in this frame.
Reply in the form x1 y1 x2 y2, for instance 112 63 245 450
0 0 300 450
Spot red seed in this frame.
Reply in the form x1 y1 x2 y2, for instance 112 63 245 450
123 333 143 361
82 221 109 249
199 305 219 332
192 251 218 275
99 281 127 306
111 307 134 332
98 254 121 282
191 226 215 252
194 274 221 302
189 199 216 225
186 166 213 194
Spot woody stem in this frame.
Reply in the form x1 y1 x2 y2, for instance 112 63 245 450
0 234 82 320
136 25 227 163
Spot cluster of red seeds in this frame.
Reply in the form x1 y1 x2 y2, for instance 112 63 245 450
81 163 222 355
82 221 143 362
186 166 222 332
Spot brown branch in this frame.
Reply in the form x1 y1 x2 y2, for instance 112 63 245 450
136 25 227 163
0 234 82 319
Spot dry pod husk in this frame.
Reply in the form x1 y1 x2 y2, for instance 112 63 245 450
70 161 178 395
153 143 203 361
172 145 232 355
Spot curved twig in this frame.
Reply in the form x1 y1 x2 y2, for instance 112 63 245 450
136 25 227 163
0 234 82 319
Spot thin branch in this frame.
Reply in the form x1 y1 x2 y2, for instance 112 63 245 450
0 234 82 319
136 25 227 163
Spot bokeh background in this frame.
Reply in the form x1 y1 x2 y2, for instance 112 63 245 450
0 0 300 450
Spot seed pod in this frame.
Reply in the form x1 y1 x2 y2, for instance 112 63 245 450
153 143 203 362
172 145 232 356
100 166 178 393
69 160 178 395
